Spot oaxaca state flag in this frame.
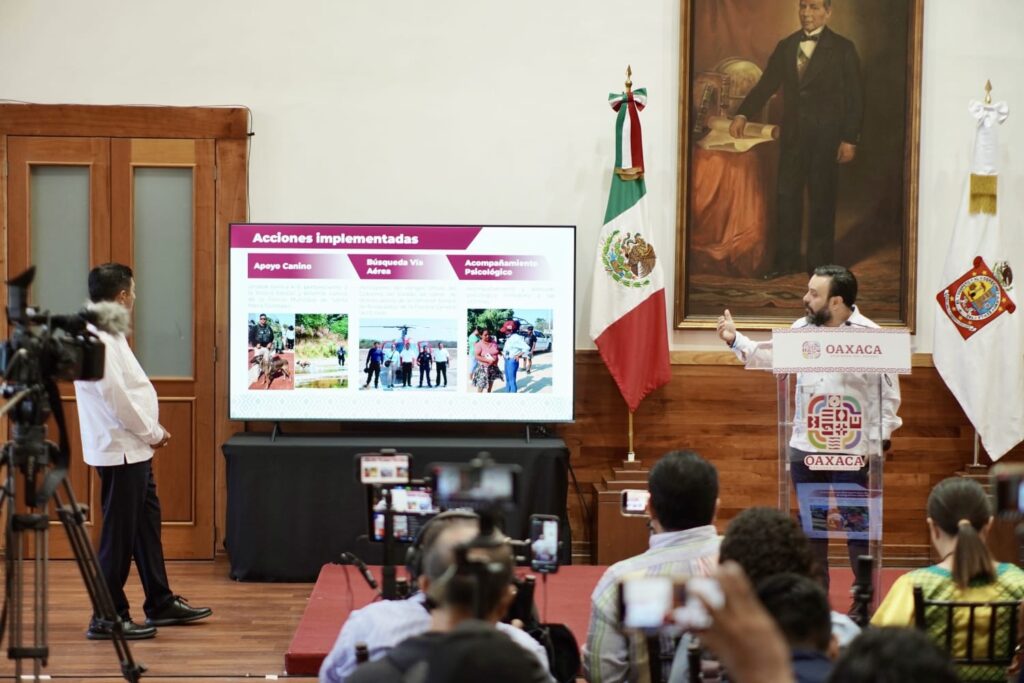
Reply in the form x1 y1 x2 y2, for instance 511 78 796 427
589 86 671 412
933 99 1023 460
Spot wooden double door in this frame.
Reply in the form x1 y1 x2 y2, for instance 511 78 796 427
1 107 243 560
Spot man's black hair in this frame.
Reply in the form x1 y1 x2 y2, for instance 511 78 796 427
719 507 818 585
648 450 718 531
441 538 514 618
813 264 857 308
755 573 832 652
829 627 958 683
88 263 133 303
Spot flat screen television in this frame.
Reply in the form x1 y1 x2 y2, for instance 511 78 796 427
229 223 575 422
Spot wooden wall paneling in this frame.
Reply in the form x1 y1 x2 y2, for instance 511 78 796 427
561 352 1024 566
0 105 249 140
214 137 249 551
152 399 195 522
226 349 1022 566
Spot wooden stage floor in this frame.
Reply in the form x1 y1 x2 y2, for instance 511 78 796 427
0 556 317 681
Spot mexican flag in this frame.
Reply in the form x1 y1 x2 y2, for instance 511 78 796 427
932 100 1023 460
589 86 671 413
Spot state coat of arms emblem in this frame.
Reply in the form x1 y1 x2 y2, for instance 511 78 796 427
936 256 1016 340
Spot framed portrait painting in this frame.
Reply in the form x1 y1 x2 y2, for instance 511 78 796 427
673 0 923 329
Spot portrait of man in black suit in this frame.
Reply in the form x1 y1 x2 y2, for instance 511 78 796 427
677 0 920 326
730 0 863 279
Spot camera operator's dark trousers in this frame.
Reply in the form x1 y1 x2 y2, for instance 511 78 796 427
97 459 174 619
790 448 869 592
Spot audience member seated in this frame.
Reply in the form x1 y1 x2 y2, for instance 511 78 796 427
828 627 959 683
871 476 1024 681
319 513 550 682
755 573 835 683
424 619 554 683
669 507 858 683
583 450 721 683
719 507 861 647
694 561 795 683
347 525 550 683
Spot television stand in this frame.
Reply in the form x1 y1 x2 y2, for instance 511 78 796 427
525 424 553 443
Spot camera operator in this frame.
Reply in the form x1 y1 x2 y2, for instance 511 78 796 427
319 513 551 682
345 524 551 683
74 264 211 640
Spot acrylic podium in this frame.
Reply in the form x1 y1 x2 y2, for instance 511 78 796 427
745 327 911 605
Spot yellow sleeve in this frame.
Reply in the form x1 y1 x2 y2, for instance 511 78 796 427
871 573 917 627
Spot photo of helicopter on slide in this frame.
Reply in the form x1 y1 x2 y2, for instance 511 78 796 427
357 319 459 391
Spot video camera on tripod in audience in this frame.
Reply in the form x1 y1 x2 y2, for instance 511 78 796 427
0 266 145 682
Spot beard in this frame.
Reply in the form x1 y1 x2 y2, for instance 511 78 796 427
805 305 832 326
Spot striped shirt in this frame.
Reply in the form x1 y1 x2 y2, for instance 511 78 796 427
583 525 721 683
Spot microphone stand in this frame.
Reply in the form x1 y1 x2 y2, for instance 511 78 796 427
382 487 397 600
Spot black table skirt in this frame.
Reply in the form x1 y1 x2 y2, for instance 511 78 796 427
222 433 570 580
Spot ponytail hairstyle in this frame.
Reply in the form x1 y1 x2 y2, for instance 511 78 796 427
927 477 995 588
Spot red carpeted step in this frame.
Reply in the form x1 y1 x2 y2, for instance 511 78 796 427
285 564 606 675
285 563 908 675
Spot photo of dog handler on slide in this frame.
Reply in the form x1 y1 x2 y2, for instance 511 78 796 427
247 312 295 390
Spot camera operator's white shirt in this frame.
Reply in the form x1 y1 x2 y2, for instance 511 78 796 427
74 328 166 466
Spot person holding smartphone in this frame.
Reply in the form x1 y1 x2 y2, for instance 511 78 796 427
583 450 721 683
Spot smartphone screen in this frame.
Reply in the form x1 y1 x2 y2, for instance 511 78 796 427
360 454 411 484
621 489 651 516
368 484 439 542
529 515 559 573
433 463 519 508
992 467 1024 517
620 576 674 630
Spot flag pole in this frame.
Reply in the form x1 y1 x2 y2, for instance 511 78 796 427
627 410 636 462
973 430 981 468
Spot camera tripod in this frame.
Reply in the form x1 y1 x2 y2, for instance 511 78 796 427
0 383 144 682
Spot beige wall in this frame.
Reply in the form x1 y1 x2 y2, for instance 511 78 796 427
1 0 1021 353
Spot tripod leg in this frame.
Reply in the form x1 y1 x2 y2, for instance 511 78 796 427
54 479 146 683
3 483 49 679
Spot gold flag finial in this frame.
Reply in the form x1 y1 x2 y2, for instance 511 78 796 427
625 65 633 94
985 80 993 105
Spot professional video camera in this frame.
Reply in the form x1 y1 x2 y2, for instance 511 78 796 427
2 266 105 427
0 267 144 682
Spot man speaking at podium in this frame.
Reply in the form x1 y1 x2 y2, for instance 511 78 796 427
716 265 901 588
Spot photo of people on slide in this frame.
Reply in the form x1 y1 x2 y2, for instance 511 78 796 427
293 314 349 389
358 318 458 391
467 309 553 394
247 312 295 390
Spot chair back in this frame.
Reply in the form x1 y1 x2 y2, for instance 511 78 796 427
912 584 1020 666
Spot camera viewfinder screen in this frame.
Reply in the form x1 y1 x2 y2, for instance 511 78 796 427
368 485 439 543
434 464 517 505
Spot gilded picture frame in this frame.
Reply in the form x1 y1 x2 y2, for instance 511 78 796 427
673 0 923 330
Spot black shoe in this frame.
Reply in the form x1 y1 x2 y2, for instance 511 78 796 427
145 596 212 627
87 617 156 640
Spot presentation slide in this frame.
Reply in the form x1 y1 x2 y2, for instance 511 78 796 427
230 223 575 422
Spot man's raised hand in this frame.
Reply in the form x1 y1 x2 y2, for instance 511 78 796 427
717 309 737 346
